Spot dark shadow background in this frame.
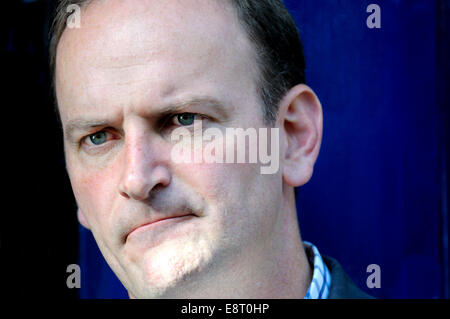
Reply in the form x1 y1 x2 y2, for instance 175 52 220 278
1 0 78 299
1 0 448 299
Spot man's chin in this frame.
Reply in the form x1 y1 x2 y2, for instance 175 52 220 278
126 239 215 298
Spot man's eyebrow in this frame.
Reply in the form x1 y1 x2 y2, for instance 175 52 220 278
158 96 231 118
64 119 112 140
64 96 230 139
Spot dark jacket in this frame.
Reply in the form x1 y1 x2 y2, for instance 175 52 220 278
322 256 374 299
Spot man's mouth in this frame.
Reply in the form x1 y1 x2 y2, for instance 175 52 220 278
126 213 197 242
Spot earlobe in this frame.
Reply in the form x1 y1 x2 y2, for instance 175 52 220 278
77 208 90 229
280 84 323 187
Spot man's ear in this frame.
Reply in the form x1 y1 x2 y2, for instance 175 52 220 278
278 84 323 187
77 208 90 229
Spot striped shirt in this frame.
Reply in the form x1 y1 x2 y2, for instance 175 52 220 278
303 241 332 299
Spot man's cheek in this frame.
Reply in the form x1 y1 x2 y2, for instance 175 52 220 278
174 161 253 200
72 169 116 223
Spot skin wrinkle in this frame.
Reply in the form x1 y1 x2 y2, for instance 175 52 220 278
64 96 234 144
57 0 321 298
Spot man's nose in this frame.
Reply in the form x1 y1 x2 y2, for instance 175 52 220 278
118 134 171 201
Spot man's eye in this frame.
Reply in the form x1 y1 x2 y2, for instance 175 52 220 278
87 131 109 146
173 113 197 126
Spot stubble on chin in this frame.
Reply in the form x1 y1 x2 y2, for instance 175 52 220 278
128 236 215 298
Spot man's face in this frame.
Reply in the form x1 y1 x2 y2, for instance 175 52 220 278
56 0 283 297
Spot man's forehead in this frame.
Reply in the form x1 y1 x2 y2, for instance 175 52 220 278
57 0 249 66
55 0 258 119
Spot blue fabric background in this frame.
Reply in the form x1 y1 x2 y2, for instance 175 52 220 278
79 0 449 299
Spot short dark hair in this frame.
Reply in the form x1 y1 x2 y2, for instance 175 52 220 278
49 0 306 124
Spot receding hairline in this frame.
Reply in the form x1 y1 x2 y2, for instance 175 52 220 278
53 0 264 118
52 0 256 78
50 0 306 125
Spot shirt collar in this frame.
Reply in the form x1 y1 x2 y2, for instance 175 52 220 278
303 241 332 299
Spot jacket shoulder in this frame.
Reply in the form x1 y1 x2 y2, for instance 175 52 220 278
322 255 375 299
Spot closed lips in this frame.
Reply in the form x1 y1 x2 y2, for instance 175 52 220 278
126 214 196 239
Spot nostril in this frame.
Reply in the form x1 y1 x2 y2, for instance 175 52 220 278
119 190 130 199
147 183 165 200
